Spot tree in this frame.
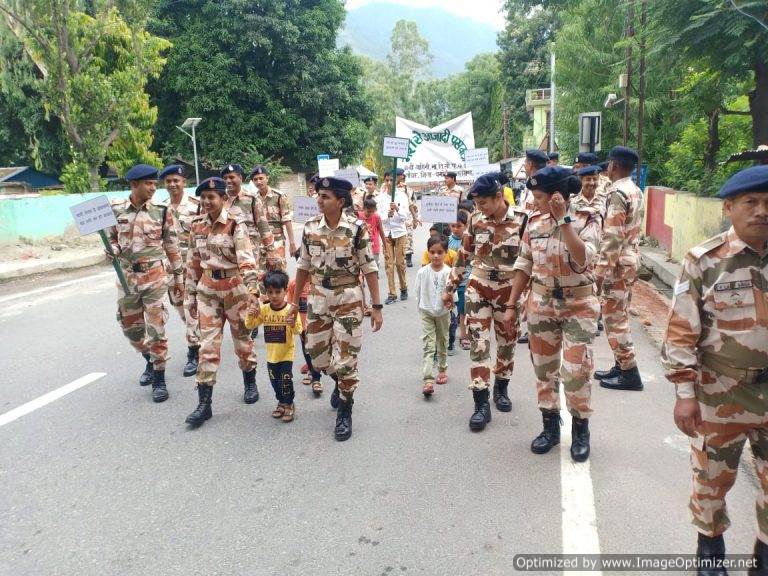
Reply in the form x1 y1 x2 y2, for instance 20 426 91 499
0 0 169 191
386 20 433 81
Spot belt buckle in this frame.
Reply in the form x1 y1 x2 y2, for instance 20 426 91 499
488 270 499 282
321 277 332 289
552 287 564 299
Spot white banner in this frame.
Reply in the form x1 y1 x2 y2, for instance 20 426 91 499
395 113 476 184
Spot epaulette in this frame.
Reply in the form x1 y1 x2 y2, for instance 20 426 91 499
110 196 129 206
689 232 727 261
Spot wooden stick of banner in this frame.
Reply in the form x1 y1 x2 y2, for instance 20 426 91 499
390 157 397 202
98 229 131 295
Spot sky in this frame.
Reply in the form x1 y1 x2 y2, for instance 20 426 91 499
345 0 506 31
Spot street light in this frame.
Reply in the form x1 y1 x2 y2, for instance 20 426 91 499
176 117 202 185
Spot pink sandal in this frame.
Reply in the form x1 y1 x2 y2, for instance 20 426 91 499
436 372 448 385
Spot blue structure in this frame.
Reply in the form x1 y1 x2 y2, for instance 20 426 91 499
0 166 62 190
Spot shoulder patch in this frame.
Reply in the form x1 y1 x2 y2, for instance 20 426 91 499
689 233 727 260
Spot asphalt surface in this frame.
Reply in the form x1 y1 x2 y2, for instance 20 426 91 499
0 226 759 576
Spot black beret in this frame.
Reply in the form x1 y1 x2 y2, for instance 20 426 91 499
315 176 354 194
159 164 185 179
527 166 574 194
195 177 227 197
468 173 502 197
575 152 598 164
598 161 610 171
525 149 549 164
576 165 602 176
445 171 458 179
362 175 378 183
609 146 639 165
718 165 768 199
248 165 268 179
125 164 159 182
548 152 560 160
220 164 244 177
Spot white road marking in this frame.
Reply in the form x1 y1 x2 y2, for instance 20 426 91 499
0 372 106 428
0 271 113 305
559 388 603 575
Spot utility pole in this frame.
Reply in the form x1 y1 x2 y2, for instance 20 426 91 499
549 51 556 153
637 0 647 173
623 1 634 147
503 105 510 159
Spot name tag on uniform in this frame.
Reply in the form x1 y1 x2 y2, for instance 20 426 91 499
264 325 287 344
714 280 753 292
308 244 323 257
674 280 690 295
476 232 491 244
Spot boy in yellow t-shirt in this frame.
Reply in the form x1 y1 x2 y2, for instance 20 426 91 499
421 225 457 266
245 270 302 422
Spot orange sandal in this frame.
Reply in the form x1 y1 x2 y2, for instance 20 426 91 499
436 372 448 385
281 404 295 422
302 373 312 385
311 380 323 397
422 381 434 396
271 404 286 418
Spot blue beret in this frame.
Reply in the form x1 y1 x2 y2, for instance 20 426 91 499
396 168 405 176
575 152 598 164
576 165 602 176
548 151 560 160
609 146 639 165
527 166 573 193
159 164 184 179
469 173 502 197
598 161 609 171
315 176 354 194
308 172 320 184
718 165 768 199
526 149 549 164
362 175 378 183
248 165 268 179
220 164 244 177
125 164 159 182
195 177 227 196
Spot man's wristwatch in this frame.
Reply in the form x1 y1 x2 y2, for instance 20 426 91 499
371 304 383 310
556 215 573 226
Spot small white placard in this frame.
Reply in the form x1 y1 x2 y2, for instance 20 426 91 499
464 147 489 167
383 136 410 159
69 195 118 235
318 158 340 177
293 195 319 223
471 162 501 179
333 168 360 188
420 195 459 224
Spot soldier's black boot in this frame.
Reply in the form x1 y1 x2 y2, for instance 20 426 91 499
600 366 644 391
531 410 561 454
405 253 413 268
469 389 492 431
183 346 199 377
139 353 153 386
749 538 768 576
151 369 169 403
330 375 340 409
334 397 353 441
492 377 512 412
243 369 259 404
185 385 213 426
570 417 590 462
593 362 620 380
696 533 728 576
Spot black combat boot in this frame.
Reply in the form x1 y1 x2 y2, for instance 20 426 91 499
330 375 340 409
597 318 604 332
600 366 644 391
492 377 512 412
696 533 728 576
469 389 492 431
335 397 354 441
151 369 169 402
183 346 199 377
405 253 413 268
139 353 153 386
570 417 590 462
749 538 768 576
400 289 408 301
531 410 561 454
594 362 620 381
243 369 259 403
185 385 213 426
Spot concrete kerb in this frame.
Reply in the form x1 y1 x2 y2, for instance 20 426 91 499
0 249 105 281
639 246 681 289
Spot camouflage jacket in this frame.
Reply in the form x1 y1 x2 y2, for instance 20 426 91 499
297 213 378 283
447 204 528 292
513 207 602 288
661 227 768 399
224 189 276 255
438 184 465 201
108 197 183 276
595 176 644 279
596 174 612 203
186 208 258 296
159 194 199 252
257 187 293 239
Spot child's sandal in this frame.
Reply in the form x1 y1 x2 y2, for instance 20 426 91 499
302 373 312 385
281 405 295 422
422 382 434 396
436 373 448 385
311 380 323 397
271 404 286 418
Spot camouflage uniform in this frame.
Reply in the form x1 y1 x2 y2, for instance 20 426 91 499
513 208 602 418
297 212 378 399
662 227 768 541
595 174 612 206
399 183 417 257
186 209 259 385
571 190 607 222
596 176 645 370
108 198 183 370
223 189 279 273
257 186 292 266
447 204 528 390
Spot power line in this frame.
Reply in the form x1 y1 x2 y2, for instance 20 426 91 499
728 0 768 33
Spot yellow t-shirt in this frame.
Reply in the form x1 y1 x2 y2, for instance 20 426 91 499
245 303 303 363
421 248 457 267
503 186 516 206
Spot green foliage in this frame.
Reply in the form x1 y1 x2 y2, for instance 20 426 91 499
60 155 92 195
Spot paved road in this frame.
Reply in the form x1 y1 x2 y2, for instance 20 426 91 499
0 227 759 576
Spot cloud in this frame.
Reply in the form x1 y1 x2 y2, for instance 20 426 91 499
345 0 505 30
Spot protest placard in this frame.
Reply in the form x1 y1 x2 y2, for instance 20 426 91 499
471 163 501 179
383 136 410 159
317 158 339 177
464 147 489 167
420 195 459 224
69 195 118 235
293 195 319 223
333 168 360 188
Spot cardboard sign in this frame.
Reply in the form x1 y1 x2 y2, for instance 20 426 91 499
293 195 319 223
471 162 501 179
464 147 489 167
69 195 118 235
333 168 360 188
420 195 459 224
383 136 410 159
317 158 340 177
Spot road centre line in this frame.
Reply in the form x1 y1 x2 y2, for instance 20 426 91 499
0 271 113 305
0 373 106 428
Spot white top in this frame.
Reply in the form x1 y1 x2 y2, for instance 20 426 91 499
414 264 452 317
376 190 410 239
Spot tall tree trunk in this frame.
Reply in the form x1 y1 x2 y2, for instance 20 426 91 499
750 58 768 148
703 108 720 175
88 167 101 192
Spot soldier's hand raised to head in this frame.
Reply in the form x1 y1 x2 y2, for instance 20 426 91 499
674 398 702 437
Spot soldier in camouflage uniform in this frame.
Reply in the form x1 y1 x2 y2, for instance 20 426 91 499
184 177 261 427
504 167 602 461
594 146 646 391
292 177 383 441
396 168 419 268
443 173 528 431
250 165 295 282
158 164 201 377
572 165 608 220
108 164 183 403
662 165 768 573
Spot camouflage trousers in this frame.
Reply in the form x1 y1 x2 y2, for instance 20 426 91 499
115 264 169 370
195 274 257 385
405 220 414 255
602 268 637 369
527 291 599 419
465 277 518 390
689 365 768 541
306 284 364 399
167 257 200 347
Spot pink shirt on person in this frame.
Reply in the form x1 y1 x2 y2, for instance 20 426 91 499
358 211 382 255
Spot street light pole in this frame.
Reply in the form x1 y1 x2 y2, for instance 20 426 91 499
177 117 202 186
